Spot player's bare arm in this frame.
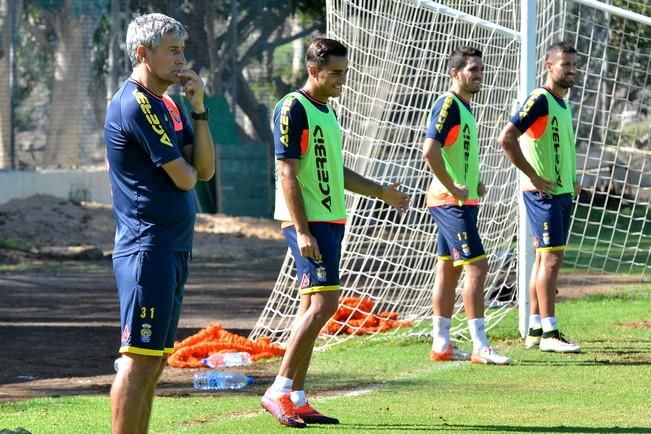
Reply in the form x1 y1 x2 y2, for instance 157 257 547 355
277 158 321 260
423 137 468 200
162 157 198 191
498 122 555 195
177 69 216 181
573 181 582 197
343 167 410 214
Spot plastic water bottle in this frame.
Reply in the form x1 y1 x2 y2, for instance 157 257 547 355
201 352 252 368
193 371 254 390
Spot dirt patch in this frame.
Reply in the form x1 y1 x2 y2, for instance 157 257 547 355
0 255 286 403
0 194 283 259
619 320 651 329
557 273 644 300
0 195 287 403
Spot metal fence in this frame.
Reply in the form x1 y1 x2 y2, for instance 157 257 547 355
0 0 313 216
0 0 304 170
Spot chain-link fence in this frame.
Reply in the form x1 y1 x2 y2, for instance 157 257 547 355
0 0 324 216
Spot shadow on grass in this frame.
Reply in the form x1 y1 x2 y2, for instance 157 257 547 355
516 359 651 366
334 423 651 432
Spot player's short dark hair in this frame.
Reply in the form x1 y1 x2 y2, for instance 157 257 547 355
448 46 482 73
306 37 348 69
546 41 577 60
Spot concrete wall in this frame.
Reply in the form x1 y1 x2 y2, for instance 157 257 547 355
0 167 111 205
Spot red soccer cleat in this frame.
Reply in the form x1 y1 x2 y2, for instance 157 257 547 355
261 391 306 428
295 401 340 424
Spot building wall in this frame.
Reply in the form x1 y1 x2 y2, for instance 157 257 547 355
0 167 111 205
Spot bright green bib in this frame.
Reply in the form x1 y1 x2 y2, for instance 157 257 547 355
520 88 576 195
430 92 480 201
274 92 347 222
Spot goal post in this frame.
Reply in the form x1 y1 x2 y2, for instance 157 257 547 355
515 0 536 338
249 0 651 349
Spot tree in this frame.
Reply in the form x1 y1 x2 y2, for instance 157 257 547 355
23 0 106 166
0 0 22 169
175 0 325 144
10 0 324 169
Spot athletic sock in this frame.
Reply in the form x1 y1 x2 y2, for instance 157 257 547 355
269 375 293 398
290 390 306 407
541 316 558 333
432 315 451 352
529 314 542 330
468 317 490 353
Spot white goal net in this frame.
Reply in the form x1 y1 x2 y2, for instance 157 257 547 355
250 0 650 348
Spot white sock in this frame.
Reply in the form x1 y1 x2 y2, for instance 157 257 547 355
290 390 306 407
269 375 293 398
468 317 490 353
529 314 542 329
432 315 451 352
541 316 558 332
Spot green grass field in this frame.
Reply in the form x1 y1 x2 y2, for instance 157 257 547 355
565 205 651 275
1 285 649 433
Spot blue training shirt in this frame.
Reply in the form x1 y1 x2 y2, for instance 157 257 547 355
425 91 473 146
104 79 196 257
273 89 331 160
510 86 567 133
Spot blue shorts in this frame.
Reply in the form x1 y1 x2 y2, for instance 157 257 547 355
428 205 486 266
113 250 189 356
283 222 345 295
523 192 572 252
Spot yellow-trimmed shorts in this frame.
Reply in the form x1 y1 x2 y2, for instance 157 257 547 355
523 191 572 251
114 250 189 357
283 222 345 294
429 205 486 267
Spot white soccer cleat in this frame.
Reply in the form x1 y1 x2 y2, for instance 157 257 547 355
471 346 511 365
539 331 581 353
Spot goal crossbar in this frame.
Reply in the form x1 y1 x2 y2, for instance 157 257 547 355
414 0 522 41
572 0 651 25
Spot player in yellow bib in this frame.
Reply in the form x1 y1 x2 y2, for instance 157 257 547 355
423 46 510 366
499 42 582 353
261 37 410 428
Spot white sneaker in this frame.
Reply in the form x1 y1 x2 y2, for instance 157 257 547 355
524 328 542 349
471 346 511 365
539 331 581 353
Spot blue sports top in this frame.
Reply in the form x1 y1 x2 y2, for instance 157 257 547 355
425 91 472 145
273 89 331 160
104 79 196 257
510 86 568 133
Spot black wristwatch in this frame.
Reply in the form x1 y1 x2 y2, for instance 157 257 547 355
191 109 209 121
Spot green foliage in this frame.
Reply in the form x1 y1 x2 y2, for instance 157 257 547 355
203 0 323 18
15 11 53 111
35 0 107 18
2 290 650 432
566 204 651 274
0 238 31 251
